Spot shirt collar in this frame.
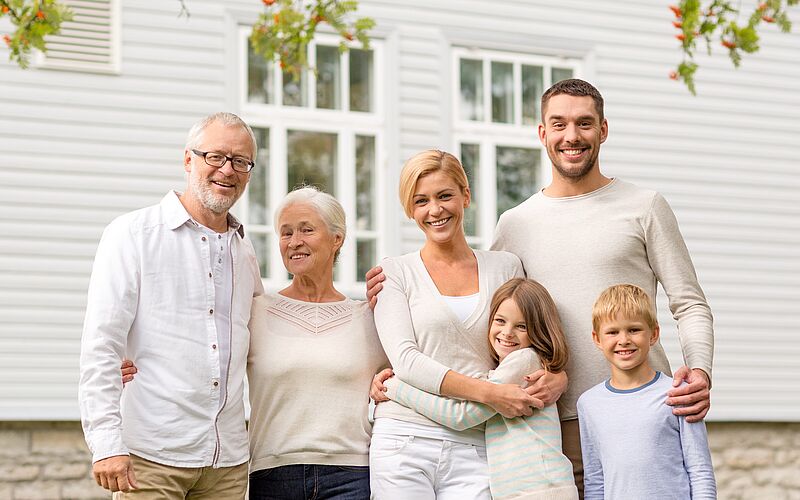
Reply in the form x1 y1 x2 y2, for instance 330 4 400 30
161 191 245 238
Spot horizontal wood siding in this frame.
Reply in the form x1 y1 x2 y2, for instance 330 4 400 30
0 0 797 421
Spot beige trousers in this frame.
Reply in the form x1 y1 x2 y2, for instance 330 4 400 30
113 454 248 500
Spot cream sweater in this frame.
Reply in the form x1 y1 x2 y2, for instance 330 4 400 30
372 249 524 440
247 293 388 471
492 178 714 419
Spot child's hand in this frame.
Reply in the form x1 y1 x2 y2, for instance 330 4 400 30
666 366 710 422
370 368 394 403
487 383 544 418
524 369 568 406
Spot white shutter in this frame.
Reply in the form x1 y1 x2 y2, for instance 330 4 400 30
40 0 119 73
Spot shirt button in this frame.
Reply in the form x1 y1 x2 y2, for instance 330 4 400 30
213 381 219 387
209 309 214 314
208 273 212 278
212 344 217 349
218 234 222 239
201 236 206 242
218 259 222 264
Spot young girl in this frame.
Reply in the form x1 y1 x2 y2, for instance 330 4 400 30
382 278 578 500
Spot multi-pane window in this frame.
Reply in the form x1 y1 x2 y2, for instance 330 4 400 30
453 48 579 248
240 30 382 294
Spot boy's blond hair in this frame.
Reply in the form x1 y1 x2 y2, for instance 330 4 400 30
592 284 658 332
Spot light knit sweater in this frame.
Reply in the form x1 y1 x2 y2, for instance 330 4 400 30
385 349 578 500
247 293 388 472
491 178 714 419
372 249 524 442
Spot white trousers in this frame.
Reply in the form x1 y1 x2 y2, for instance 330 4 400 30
369 434 491 500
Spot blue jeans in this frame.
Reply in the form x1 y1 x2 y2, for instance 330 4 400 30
249 464 370 500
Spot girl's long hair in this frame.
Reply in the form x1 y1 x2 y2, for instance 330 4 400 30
487 278 569 372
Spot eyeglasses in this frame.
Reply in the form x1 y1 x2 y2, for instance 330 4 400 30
191 149 255 173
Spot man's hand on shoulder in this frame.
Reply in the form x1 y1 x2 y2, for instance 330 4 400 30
365 265 384 310
666 366 710 423
93 455 138 492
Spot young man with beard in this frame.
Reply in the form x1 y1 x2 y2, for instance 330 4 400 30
490 79 714 497
79 112 263 499
367 79 714 498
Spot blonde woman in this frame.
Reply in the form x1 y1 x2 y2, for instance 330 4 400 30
368 150 543 499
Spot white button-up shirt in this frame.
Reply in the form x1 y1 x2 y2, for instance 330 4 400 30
79 191 263 467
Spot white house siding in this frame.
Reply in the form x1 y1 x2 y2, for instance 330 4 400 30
0 0 798 424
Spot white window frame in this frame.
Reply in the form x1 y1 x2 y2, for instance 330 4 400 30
452 47 582 248
236 28 386 297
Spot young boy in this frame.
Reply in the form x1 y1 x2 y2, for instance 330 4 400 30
577 284 716 499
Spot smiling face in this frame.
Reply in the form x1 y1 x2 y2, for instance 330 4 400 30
592 313 660 379
489 298 533 361
411 170 470 245
278 202 343 280
538 94 608 182
183 121 254 215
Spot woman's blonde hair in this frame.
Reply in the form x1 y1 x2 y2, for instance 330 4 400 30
487 278 569 372
398 150 469 218
592 284 658 332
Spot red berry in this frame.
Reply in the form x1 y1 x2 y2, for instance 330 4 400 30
672 21 682 28
762 15 775 23
669 5 682 18
1 6 9 13
35 10 45 19
2 34 11 46
344 32 354 41
721 40 736 49
675 33 686 41
669 71 678 80
758 2 768 11
262 0 275 5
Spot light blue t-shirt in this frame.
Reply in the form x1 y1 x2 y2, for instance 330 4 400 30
577 372 717 499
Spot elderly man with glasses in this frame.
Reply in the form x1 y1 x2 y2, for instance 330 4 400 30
79 112 263 499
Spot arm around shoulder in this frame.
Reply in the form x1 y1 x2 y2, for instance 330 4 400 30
645 193 714 379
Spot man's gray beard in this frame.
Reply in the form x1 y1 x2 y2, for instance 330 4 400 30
190 173 237 215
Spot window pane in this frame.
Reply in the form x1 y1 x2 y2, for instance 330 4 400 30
460 143 479 237
248 128 270 225
247 44 273 104
491 61 514 124
283 69 308 107
350 49 373 112
357 239 376 282
287 130 337 193
459 59 483 121
316 45 341 110
356 135 375 230
552 67 573 84
496 146 539 219
251 232 269 278
522 65 543 126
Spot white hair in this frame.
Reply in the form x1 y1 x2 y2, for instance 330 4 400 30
185 112 257 160
274 186 347 260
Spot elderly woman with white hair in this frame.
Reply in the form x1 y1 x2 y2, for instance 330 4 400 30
246 186 388 500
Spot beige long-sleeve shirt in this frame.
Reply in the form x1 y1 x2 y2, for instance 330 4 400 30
372 249 524 440
492 178 714 419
